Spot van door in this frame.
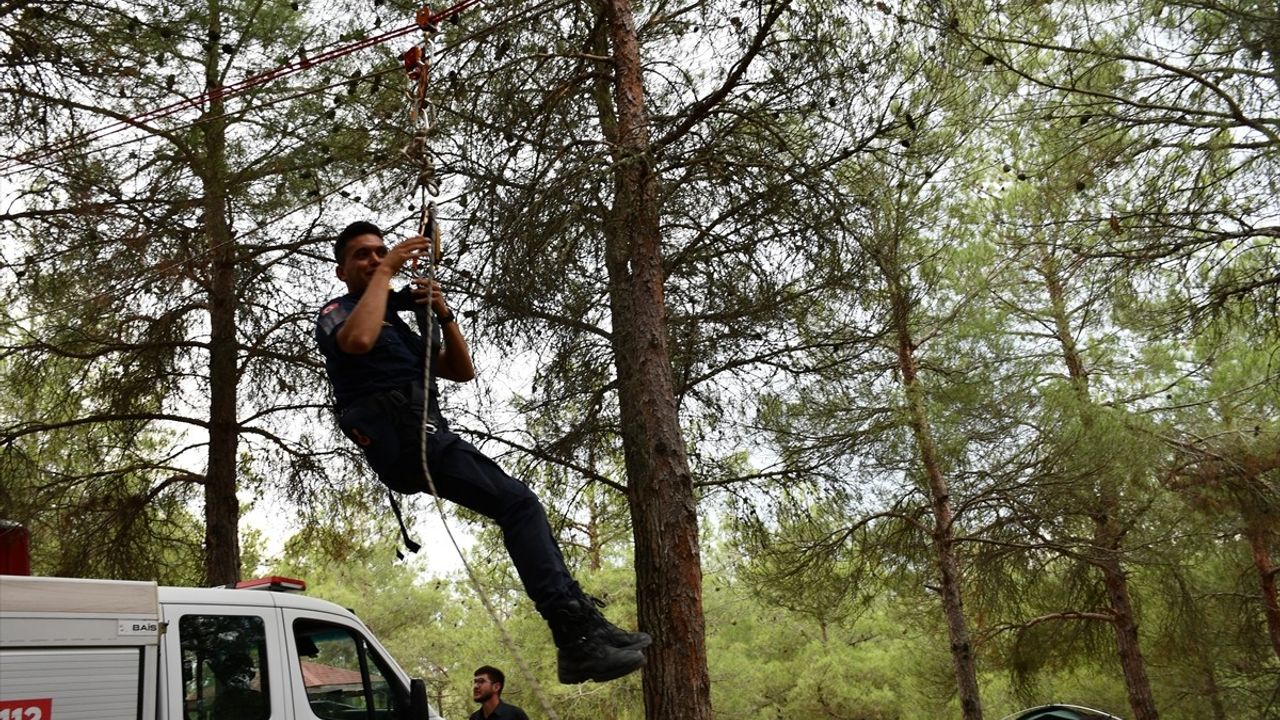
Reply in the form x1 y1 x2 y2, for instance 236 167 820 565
278 610 417 720
160 605 289 720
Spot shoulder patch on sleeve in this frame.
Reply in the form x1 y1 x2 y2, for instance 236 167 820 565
318 301 350 336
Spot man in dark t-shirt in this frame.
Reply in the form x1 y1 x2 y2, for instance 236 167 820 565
315 221 649 684
469 666 529 720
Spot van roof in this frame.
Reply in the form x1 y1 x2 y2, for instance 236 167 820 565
0 575 158 616
0 575 362 625
157 584 363 620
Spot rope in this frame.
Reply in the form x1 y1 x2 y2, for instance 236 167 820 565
1 1 599 708
396 13 561 719
0 155 403 332
0 64 406 180
0 0 484 176
3 24 580 713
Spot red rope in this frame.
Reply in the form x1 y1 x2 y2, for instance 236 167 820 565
3 0 485 174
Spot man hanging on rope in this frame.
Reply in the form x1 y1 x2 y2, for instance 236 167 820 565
316 221 650 684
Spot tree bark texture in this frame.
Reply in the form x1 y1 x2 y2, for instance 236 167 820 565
1044 260 1159 720
1098 556 1159 720
201 0 241 586
1192 620 1230 720
883 257 985 720
1245 519 1280 661
598 0 713 717
1184 447 1280 662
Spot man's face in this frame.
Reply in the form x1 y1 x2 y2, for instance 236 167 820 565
335 233 388 295
472 675 498 703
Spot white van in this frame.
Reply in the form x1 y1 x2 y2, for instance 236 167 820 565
0 574 444 720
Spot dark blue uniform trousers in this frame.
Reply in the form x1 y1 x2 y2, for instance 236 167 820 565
368 416 577 611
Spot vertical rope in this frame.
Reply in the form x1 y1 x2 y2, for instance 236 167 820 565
401 11 561 718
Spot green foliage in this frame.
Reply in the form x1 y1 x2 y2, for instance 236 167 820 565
3 0 1280 713
0 353 204 582
0 0 426 580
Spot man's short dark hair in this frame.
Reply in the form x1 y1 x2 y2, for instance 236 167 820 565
334 221 383 263
474 665 505 692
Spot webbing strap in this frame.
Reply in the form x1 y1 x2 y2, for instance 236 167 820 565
388 490 423 559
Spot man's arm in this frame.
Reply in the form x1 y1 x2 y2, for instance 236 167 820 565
336 237 431 354
437 320 476 382
410 278 476 382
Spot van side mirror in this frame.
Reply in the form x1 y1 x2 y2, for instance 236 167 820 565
410 678 430 719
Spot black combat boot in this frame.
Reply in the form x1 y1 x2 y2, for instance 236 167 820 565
579 593 652 651
543 598 646 684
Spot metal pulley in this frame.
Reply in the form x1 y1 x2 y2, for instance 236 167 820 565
418 169 440 196
414 202 443 264
403 4 445 258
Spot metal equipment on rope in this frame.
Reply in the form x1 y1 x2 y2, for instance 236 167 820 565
393 10 561 718
405 5 444 432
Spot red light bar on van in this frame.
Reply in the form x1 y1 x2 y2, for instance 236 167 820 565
231 576 307 592
0 521 31 576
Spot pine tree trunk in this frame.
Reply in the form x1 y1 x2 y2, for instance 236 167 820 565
887 272 985 720
1244 518 1280 661
1098 556 1159 720
598 0 712 716
1195 642 1229 720
1045 259 1158 720
201 0 241 586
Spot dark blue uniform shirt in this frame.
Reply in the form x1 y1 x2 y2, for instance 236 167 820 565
316 287 442 419
469 701 530 720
